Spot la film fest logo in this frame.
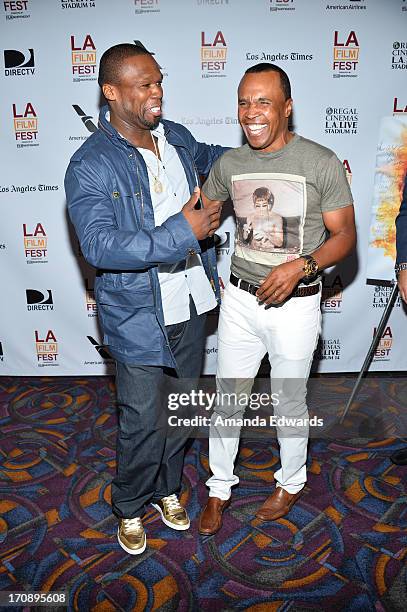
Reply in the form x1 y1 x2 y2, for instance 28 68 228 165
316 337 341 361
71 34 97 82
343 159 352 184
134 0 160 15
13 102 38 148
321 275 343 313
393 97 407 115
326 0 366 10
35 329 59 367
269 0 296 12
333 30 360 78
3 1 30 20
325 107 358 135
85 278 97 317
201 30 227 78
392 42 407 70
372 285 401 309
218 275 225 300
26 289 54 312
373 326 393 361
3 48 34 77
61 0 96 9
23 222 48 264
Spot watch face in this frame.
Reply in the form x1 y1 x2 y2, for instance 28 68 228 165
304 257 318 276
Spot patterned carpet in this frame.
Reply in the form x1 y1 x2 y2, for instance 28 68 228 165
0 375 406 611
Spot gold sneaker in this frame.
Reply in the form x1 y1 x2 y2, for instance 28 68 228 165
117 517 146 555
151 494 190 531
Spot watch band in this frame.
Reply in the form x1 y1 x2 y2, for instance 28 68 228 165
302 255 319 278
395 262 407 277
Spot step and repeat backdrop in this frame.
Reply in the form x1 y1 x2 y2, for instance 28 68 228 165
1 0 407 376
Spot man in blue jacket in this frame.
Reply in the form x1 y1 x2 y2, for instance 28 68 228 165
65 42 225 554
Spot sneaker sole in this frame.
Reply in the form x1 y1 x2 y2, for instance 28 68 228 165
117 528 147 555
151 503 190 531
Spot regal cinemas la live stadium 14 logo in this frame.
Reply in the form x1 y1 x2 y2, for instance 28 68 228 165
13 102 38 147
3 0 30 20
392 42 407 70
201 31 227 78
325 107 358 135
134 0 159 14
316 338 341 361
269 0 296 11
4 48 34 76
23 222 48 264
35 329 59 367
71 34 96 82
372 285 401 309
333 30 360 77
343 159 352 184
61 0 95 9
373 326 393 362
321 275 343 313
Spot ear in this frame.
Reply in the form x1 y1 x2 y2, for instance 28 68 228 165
102 83 116 102
285 98 293 118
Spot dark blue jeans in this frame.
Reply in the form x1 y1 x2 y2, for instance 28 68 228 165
111 299 207 519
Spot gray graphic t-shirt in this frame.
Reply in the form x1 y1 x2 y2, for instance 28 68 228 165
203 134 353 285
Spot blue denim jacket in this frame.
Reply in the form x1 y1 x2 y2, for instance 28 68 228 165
395 175 407 264
65 106 225 367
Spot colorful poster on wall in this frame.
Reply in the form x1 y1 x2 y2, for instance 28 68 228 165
366 115 407 282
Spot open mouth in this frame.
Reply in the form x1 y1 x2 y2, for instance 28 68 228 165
149 105 162 117
245 124 267 136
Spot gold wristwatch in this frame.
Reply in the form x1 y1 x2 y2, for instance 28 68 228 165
302 255 319 279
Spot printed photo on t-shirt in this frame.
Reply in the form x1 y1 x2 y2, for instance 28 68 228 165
231 172 306 267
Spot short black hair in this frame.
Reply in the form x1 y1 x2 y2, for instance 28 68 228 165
98 42 152 88
244 63 291 100
253 187 274 207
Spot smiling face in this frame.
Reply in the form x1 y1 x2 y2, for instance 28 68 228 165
238 70 292 153
102 53 163 135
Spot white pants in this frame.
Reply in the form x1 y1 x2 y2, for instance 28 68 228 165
207 281 321 499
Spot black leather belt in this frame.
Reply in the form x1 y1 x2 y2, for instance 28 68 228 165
229 273 320 299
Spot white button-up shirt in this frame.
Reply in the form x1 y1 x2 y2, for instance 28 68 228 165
137 124 217 325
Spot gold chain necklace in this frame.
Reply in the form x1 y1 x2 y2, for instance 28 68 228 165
148 132 163 194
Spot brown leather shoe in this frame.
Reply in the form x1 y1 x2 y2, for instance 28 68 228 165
255 487 303 521
199 497 231 536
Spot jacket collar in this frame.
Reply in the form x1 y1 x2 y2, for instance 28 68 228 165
98 104 182 148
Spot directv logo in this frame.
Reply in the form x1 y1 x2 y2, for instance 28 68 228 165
4 49 35 76
26 289 54 311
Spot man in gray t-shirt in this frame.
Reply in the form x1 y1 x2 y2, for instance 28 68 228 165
198 63 356 536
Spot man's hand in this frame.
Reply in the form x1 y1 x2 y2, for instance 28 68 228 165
398 269 407 304
182 187 222 240
256 259 305 305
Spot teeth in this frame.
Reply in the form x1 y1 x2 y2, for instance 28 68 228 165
247 124 266 133
151 107 161 112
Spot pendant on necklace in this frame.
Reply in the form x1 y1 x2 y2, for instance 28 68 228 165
154 178 163 194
